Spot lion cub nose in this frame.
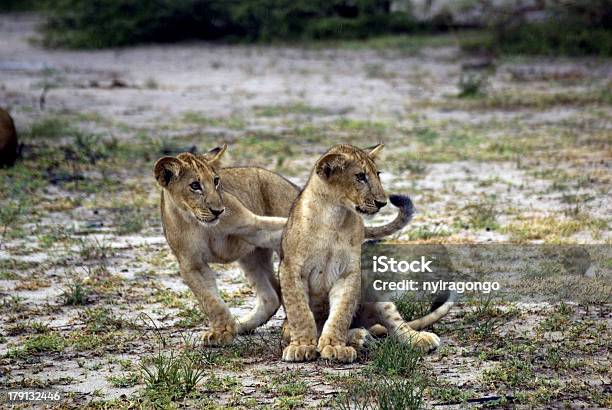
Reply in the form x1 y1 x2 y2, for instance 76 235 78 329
210 208 225 217
374 200 387 209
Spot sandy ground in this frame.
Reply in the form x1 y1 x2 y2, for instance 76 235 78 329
0 13 610 410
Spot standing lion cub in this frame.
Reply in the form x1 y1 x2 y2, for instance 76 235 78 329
155 146 294 345
280 144 445 363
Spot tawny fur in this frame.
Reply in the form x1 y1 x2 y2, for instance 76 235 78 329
279 144 443 363
155 147 294 345
155 145 416 346
0 108 18 167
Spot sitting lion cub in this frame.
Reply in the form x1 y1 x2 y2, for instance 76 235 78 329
280 144 443 363
155 145 415 346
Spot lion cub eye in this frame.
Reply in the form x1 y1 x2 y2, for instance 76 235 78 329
356 172 367 183
213 175 220 187
190 181 202 191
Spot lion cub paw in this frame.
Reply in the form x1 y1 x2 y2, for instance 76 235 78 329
318 337 357 363
202 328 235 346
410 331 440 352
319 344 357 363
282 342 317 362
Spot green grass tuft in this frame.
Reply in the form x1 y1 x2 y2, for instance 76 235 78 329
463 199 499 231
61 281 90 305
254 102 332 117
139 333 207 405
457 72 488 98
28 117 74 139
367 336 424 377
8 333 65 358
107 372 140 388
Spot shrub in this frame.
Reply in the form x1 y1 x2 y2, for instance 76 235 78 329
40 0 422 48
494 22 612 57
37 0 611 55
41 0 232 48
0 0 45 12
467 0 612 56
304 13 419 40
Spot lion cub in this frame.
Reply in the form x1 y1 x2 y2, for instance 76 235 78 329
280 144 441 363
155 146 293 345
155 145 420 347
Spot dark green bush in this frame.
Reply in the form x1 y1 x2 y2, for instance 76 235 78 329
476 0 612 56
40 0 422 48
0 0 45 12
304 13 420 40
494 22 612 57
41 0 232 48
227 0 332 41
37 0 612 55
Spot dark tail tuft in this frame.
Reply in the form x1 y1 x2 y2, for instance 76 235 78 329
364 194 414 240
389 194 415 219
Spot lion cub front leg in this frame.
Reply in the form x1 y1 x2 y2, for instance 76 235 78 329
233 215 287 250
226 195 287 250
280 260 318 362
181 264 237 346
318 270 361 363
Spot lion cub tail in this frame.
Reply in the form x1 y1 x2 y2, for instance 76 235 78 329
406 290 457 330
364 194 414 240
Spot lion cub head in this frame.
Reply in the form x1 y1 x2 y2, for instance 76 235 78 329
315 144 387 215
154 145 227 224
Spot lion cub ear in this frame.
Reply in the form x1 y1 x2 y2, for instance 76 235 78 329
316 153 346 180
367 143 384 159
207 144 227 168
154 157 182 187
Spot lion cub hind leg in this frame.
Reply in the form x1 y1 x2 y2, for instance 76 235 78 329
368 323 388 337
347 328 372 352
364 302 440 352
346 324 389 352
236 249 280 333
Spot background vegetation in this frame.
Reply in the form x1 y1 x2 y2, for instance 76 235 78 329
475 0 612 56
39 0 421 48
5 0 610 55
